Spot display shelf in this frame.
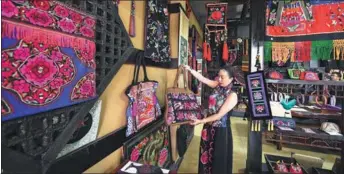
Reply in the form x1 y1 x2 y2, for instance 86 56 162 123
266 79 344 86
264 127 344 151
291 110 342 121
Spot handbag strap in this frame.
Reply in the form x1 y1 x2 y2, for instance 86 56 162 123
132 52 149 85
173 66 188 89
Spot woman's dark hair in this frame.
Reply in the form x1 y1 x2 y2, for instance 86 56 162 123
220 65 234 78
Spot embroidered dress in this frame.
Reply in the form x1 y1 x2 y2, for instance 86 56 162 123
199 83 234 174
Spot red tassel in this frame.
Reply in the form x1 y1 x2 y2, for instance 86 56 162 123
203 41 208 60
207 44 212 61
222 42 228 61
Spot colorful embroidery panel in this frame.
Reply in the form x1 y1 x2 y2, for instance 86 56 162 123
1 0 95 39
1 1 96 121
246 72 272 120
166 92 202 125
266 0 344 37
144 0 170 63
206 3 227 25
124 119 172 169
126 81 161 137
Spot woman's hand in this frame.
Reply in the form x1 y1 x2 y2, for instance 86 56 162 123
183 65 192 71
190 118 203 126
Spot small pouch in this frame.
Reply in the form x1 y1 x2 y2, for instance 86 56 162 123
275 160 289 173
304 71 319 81
269 70 284 80
290 163 303 174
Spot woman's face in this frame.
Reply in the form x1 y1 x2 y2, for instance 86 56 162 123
217 69 233 87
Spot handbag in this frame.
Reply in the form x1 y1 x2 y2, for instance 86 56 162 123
288 63 305 79
164 66 203 125
304 71 319 81
268 70 284 80
125 54 161 137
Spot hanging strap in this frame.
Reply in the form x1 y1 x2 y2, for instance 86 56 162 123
173 66 188 89
132 52 149 85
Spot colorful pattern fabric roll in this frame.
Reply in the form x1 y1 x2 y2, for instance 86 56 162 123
1 1 97 121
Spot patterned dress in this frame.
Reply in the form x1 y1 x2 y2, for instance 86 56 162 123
198 83 234 174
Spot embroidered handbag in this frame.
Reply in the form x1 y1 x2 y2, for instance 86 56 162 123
1 1 97 122
304 71 319 81
125 54 161 137
164 66 203 125
288 63 305 79
268 70 284 80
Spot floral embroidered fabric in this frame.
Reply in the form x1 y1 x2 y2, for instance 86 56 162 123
127 123 171 168
166 92 202 125
144 0 170 63
208 83 233 127
266 0 344 37
125 55 161 137
2 0 95 39
1 0 96 121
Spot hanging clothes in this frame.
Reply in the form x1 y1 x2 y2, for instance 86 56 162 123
264 41 272 63
272 42 295 66
294 41 311 62
333 40 344 60
311 40 333 60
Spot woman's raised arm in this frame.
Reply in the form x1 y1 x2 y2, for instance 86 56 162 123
183 65 218 88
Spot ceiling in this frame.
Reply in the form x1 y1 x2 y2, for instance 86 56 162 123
189 0 250 28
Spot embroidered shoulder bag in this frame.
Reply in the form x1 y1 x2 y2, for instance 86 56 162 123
125 54 161 137
164 66 203 125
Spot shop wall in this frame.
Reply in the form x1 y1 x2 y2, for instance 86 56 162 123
84 1 202 173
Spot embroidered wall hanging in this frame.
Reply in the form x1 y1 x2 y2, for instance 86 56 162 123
205 3 227 26
56 100 101 158
266 0 344 37
178 9 189 65
144 0 170 63
1 1 97 122
123 119 172 169
245 71 272 120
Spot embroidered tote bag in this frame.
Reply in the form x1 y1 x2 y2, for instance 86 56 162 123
1 1 97 122
125 54 161 137
165 66 203 125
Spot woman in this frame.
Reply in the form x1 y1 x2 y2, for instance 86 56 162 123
183 65 238 174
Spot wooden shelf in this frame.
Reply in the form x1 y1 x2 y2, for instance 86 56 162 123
265 79 344 86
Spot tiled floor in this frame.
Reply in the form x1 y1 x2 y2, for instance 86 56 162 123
178 117 340 173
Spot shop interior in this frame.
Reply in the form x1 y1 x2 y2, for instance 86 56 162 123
1 0 343 174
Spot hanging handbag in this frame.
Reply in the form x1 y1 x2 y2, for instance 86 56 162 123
288 63 305 79
165 66 203 125
125 54 161 137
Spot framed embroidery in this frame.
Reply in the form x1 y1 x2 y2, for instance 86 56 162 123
205 3 227 26
144 0 170 63
245 71 272 120
266 0 344 37
178 8 189 66
123 118 172 169
1 1 97 122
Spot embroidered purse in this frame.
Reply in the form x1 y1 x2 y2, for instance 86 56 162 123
304 71 319 81
1 1 97 121
164 66 203 125
125 54 161 137
288 63 305 80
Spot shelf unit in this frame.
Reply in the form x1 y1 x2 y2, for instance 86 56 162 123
264 79 344 152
